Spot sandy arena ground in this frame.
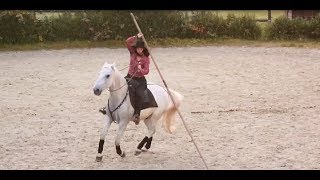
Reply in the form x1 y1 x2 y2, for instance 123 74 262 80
0 46 320 170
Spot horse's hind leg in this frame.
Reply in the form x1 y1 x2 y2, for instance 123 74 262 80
96 116 112 162
135 116 157 155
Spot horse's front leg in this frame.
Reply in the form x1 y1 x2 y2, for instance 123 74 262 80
96 116 112 162
115 119 129 157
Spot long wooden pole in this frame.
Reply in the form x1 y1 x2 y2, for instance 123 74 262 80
130 13 209 170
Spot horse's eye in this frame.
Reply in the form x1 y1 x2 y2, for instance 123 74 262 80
106 75 110 78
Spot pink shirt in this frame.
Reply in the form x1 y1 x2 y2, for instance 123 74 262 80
126 36 150 78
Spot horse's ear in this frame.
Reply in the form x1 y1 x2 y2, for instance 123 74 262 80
111 63 115 70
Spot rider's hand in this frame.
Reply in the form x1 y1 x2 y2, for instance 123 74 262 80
138 65 142 70
137 33 143 38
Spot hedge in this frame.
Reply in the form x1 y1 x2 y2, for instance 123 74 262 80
1 11 319 45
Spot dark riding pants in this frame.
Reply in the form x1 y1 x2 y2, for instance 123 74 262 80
125 74 147 116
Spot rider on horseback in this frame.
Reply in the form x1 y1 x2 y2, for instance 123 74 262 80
125 33 150 125
99 33 150 125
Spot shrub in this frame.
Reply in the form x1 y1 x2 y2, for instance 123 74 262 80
307 15 320 39
185 11 228 39
226 14 261 40
265 16 308 40
0 11 39 44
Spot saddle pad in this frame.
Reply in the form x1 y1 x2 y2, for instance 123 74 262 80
126 77 158 110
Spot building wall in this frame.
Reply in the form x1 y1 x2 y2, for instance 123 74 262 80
285 10 319 19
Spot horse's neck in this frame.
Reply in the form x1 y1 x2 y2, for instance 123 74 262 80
109 69 127 101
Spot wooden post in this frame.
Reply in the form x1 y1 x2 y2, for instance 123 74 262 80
268 10 272 23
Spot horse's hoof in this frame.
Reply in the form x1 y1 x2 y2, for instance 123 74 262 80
120 151 126 158
134 149 142 156
96 156 103 162
141 148 148 152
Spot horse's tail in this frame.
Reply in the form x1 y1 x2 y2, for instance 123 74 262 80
162 89 184 134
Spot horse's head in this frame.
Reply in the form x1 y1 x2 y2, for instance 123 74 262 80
93 62 116 96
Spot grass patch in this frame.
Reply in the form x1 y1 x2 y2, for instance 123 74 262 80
35 10 284 20
0 40 124 51
213 10 284 20
1 38 320 52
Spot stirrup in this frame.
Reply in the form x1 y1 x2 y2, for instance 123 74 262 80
99 107 107 115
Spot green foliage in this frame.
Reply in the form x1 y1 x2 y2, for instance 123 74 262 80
0 11 39 44
0 11 319 45
265 16 308 40
185 11 228 39
307 15 320 39
123 11 186 39
226 14 261 39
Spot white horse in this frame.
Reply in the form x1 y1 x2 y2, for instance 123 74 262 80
93 62 183 161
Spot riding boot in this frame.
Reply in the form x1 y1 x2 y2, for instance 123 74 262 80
133 108 141 125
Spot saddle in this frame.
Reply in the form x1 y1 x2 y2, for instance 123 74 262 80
125 77 158 111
